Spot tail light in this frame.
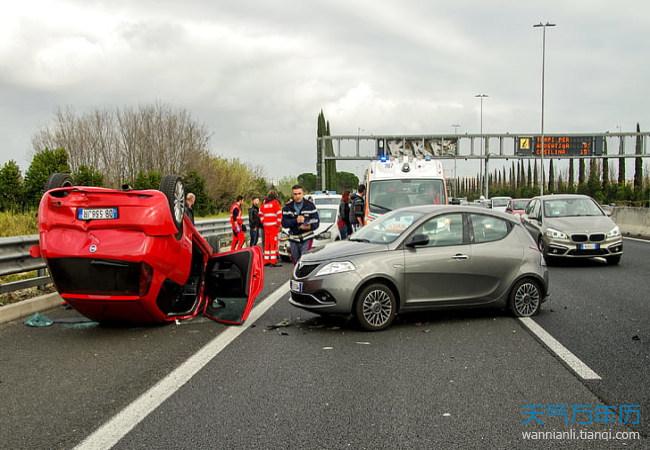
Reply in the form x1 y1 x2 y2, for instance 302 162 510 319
139 263 154 296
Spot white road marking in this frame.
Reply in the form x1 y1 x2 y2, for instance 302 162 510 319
623 236 650 244
518 317 601 381
74 281 290 450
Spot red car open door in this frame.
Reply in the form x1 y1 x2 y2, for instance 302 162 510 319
203 246 264 325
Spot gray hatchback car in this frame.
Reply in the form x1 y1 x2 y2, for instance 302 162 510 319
289 206 549 331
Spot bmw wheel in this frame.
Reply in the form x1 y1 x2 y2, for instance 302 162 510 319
508 278 542 317
159 175 185 239
354 283 397 331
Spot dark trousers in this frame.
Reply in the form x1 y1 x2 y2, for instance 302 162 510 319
250 228 260 246
290 239 313 264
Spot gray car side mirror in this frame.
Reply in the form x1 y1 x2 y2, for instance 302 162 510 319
406 233 429 248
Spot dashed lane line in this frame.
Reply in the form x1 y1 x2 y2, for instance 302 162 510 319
519 317 601 381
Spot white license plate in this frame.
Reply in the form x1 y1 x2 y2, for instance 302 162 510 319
290 280 303 293
77 207 118 220
579 243 599 250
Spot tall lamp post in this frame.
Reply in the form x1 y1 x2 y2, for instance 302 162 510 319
475 94 488 198
451 124 460 197
533 21 556 197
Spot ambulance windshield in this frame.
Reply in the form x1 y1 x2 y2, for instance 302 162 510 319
368 179 445 213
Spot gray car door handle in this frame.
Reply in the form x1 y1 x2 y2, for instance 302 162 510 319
452 254 469 260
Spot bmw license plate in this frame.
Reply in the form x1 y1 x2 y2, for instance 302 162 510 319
578 243 599 250
77 207 118 220
290 280 303 293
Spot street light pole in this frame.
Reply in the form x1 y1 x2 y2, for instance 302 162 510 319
534 21 556 197
451 124 460 197
475 94 488 198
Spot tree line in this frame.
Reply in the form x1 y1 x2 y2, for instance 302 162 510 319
455 157 649 206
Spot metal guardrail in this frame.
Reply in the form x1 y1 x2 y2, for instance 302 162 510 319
0 218 247 296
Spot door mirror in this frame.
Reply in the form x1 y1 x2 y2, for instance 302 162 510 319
204 247 264 325
405 233 429 248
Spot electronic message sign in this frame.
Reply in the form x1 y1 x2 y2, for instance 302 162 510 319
516 136 603 156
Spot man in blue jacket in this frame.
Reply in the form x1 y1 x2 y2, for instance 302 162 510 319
282 184 320 264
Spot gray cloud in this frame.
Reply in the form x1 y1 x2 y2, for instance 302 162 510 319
1 0 649 183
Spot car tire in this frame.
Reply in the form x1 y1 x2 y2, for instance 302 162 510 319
354 283 397 331
44 173 73 191
159 175 185 239
606 255 621 265
508 278 542 317
280 254 291 262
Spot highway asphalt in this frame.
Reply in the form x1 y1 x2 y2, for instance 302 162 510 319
0 240 647 449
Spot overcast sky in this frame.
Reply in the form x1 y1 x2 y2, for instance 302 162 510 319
1 0 649 182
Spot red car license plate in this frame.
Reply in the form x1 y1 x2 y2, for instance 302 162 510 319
77 207 119 220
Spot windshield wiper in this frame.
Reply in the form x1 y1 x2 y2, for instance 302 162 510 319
369 202 391 212
349 237 371 243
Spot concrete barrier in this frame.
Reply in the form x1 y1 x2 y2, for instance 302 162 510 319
611 207 650 240
0 292 62 325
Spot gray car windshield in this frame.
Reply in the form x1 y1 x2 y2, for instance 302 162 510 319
350 210 423 244
543 198 604 217
368 179 445 213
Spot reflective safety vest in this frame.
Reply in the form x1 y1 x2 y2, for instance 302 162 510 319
229 202 243 231
259 199 282 229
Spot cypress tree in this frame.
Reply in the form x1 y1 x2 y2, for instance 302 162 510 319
579 159 586 185
533 160 539 187
568 158 575 191
548 159 555 193
634 122 643 193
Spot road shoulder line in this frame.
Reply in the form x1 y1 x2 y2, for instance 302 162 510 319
623 236 650 243
518 317 601 381
74 281 290 450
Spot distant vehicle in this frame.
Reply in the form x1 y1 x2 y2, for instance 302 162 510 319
490 196 512 213
279 203 341 261
363 156 447 222
505 198 531 217
289 205 549 331
521 194 623 265
310 192 341 206
31 173 264 324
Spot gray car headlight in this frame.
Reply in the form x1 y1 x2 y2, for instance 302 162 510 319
545 228 568 240
606 226 620 238
315 261 356 276
315 232 331 240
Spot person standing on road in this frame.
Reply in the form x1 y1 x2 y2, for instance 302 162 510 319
260 191 283 266
185 193 196 225
248 196 262 247
282 185 319 264
229 195 246 251
337 190 352 239
349 184 366 231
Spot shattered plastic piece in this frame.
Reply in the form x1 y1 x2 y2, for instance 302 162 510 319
280 331 289 336
175 319 181 325
322 346 334 350
632 335 640 341
442 413 451 417
355 341 371 345
423 329 431 333
24 313 54 327
267 319 291 330
63 322 99 330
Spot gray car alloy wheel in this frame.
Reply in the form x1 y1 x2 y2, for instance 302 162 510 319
354 283 397 331
511 280 541 317
362 289 392 327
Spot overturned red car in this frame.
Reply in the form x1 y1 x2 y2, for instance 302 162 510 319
31 173 264 325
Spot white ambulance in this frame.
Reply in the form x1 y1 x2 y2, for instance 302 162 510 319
363 156 448 222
